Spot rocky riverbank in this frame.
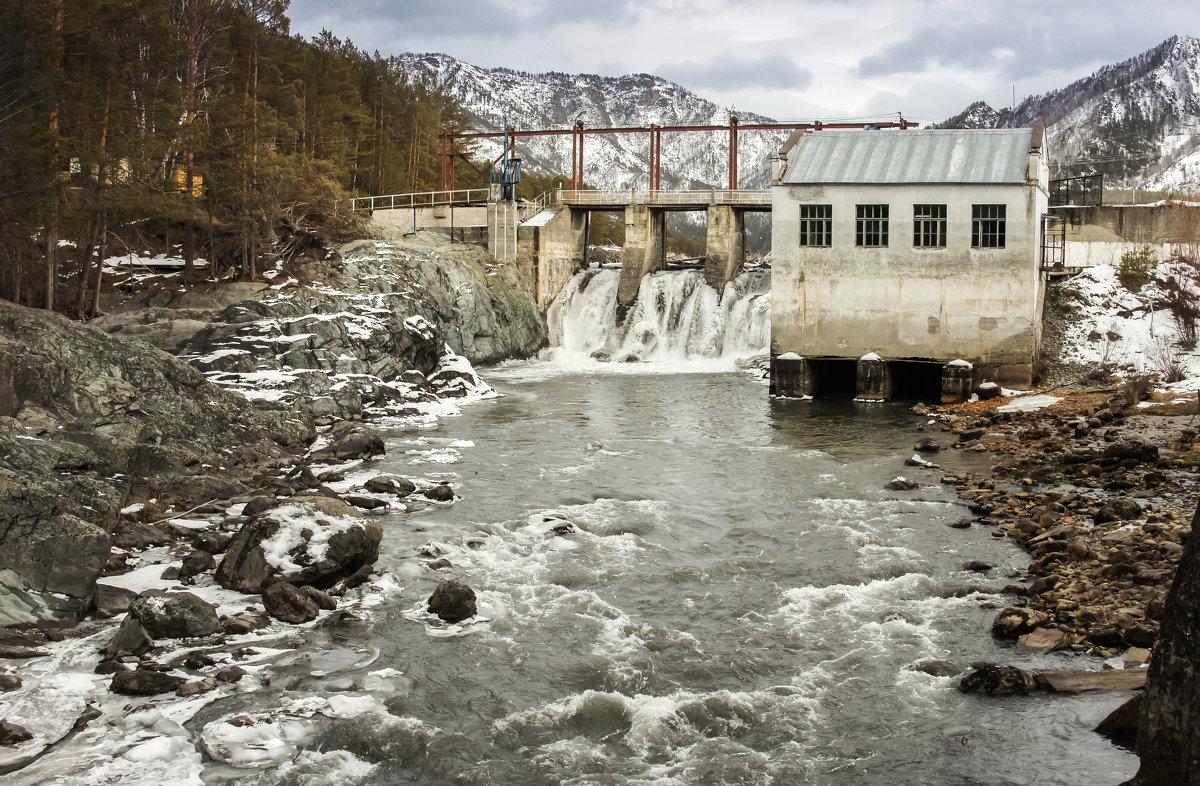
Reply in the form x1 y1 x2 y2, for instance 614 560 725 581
0 232 547 771
908 388 1198 759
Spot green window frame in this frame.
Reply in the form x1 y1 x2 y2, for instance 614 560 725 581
972 204 1006 248
799 204 832 247
856 204 888 247
913 204 946 248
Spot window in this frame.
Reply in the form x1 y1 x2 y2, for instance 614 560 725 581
972 204 1006 248
856 204 888 247
913 204 946 248
799 204 831 247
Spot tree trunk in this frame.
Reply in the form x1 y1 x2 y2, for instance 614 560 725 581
44 227 56 311
90 210 106 318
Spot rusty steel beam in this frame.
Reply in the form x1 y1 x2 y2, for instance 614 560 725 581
728 115 739 190
438 117 915 192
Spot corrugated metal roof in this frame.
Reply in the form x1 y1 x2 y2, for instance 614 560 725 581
781 128 1034 185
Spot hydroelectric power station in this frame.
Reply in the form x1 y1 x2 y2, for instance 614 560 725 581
355 121 1056 402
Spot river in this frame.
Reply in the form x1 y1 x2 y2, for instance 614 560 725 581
16 270 1137 785
191 362 1137 783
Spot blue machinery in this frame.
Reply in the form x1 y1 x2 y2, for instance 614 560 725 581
491 122 522 201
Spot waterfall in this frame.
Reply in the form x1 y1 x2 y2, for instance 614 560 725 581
545 268 770 367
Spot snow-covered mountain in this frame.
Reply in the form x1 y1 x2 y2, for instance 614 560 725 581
397 54 789 191
939 35 1200 192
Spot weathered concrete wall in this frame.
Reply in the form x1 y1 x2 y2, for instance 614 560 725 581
517 207 586 311
1057 203 1200 246
1063 241 1183 270
704 205 745 291
771 181 1046 384
370 205 487 239
618 204 664 307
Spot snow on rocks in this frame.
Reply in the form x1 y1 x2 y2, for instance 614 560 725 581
215 497 382 594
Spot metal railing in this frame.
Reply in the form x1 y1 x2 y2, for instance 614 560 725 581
350 188 489 212
518 191 552 222
559 189 771 207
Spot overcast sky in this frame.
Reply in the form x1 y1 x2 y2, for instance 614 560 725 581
287 0 1200 125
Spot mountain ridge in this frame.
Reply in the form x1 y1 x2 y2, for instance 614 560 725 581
397 37 1200 193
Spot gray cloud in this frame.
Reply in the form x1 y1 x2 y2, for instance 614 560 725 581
659 52 813 91
856 3 1200 83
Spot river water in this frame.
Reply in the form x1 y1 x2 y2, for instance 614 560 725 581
188 270 1137 785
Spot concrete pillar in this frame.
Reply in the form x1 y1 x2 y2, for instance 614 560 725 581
618 204 664 308
704 205 745 293
521 207 586 311
856 353 891 401
770 354 812 398
487 191 518 262
941 360 974 404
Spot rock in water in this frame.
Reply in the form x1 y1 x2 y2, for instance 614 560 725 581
0 720 33 745
215 497 382 592
423 484 455 502
428 580 477 623
364 475 417 497
127 589 221 639
1126 502 1200 784
262 581 320 624
1097 694 1141 751
103 616 154 660
957 663 1035 696
110 667 186 696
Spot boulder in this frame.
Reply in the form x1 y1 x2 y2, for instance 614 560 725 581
0 513 110 599
427 579 476 623
299 585 337 610
992 606 1051 638
422 484 456 502
1103 440 1159 464
93 583 138 618
240 495 278 519
1096 694 1141 751
110 667 186 696
103 616 154 660
957 663 1035 695
914 438 941 453
1017 626 1073 653
179 550 216 580
127 589 221 639
0 674 23 692
312 428 385 462
364 475 417 497
1095 498 1143 524
262 581 320 624
215 497 382 593
0 720 33 745
192 531 233 554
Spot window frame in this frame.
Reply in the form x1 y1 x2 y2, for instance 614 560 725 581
912 204 947 248
855 204 889 248
971 204 1006 248
798 204 832 247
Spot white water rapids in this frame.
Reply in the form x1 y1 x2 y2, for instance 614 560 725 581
546 268 770 367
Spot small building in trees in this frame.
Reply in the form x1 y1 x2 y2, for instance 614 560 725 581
769 126 1050 400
